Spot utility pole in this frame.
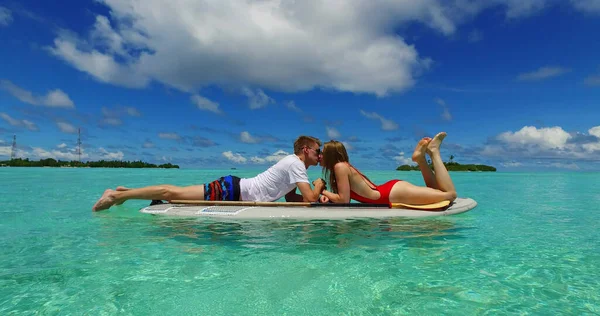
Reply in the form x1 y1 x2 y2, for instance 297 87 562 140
10 135 16 160
77 128 82 163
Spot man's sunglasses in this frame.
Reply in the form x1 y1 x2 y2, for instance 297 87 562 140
305 146 321 155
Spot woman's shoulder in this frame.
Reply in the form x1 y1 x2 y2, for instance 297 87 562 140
333 162 351 173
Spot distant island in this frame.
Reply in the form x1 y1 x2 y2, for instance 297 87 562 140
397 159 496 172
1 158 179 169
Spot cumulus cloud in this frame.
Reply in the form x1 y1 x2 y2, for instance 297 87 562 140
360 110 399 131
435 98 452 121
5 144 124 161
142 140 154 148
326 127 341 139
191 94 221 114
497 126 571 149
44 0 466 97
242 88 274 109
394 151 414 166
56 121 77 134
285 101 302 113
0 80 75 108
571 0 600 14
0 6 12 26
240 131 260 144
517 66 571 81
0 112 39 131
483 125 600 162
222 151 247 164
159 132 181 140
100 105 142 126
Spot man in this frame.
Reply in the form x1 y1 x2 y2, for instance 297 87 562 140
91 135 325 211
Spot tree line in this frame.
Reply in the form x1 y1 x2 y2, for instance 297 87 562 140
1 158 179 169
397 155 496 172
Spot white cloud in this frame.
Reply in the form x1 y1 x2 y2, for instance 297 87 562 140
44 0 460 97
252 150 290 164
501 161 523 167
0 6 13 26
326 127 341 139
0 113 39 131
285 101 302 113
190 94 221 114
240 131 260 144
57 122 77 134
98 147 125 160
158 132 181 140
222 151 247 164
435 98 452 121
57 143 68 149
242 88 274 109
503 0 547 19
517 66 571 81
125 106 141 117
571 0 600 14
549 162 580 170
483 125 600 162
360 110 399 131
589 126 600 138
341 141 354 151
143 141 154 148
497 126 571 149
0 80 75 108
394 152 414 166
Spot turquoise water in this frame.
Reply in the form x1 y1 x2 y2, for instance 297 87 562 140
1 168 599 315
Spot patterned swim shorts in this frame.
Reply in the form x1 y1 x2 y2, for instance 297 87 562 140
203 175 241 201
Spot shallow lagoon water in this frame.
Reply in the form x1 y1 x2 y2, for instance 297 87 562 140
1 168 599 314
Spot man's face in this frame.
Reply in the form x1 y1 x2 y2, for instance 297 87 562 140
304 143 322 166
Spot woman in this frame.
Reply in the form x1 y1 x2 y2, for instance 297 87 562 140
319 132 457 205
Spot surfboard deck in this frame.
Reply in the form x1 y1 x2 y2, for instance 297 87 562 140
139 197 477 220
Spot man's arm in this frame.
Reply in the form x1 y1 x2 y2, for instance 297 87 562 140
296 180 325 202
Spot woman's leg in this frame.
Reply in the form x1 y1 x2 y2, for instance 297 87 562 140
389 181 456 205
92 184 205 211
412 137 439 189
427 132 457 195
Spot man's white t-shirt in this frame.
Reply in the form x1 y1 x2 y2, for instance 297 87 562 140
239 154 309 201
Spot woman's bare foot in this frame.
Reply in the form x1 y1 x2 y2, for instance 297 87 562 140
427 132 447 155
412 137 431 163
92 189 119 212
114 186 130 205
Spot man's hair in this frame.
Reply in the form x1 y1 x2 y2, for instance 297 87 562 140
293 135 321 154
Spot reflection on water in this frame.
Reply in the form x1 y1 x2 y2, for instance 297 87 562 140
138 216 473 252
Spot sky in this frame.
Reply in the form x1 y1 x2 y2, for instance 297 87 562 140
1 0 599 171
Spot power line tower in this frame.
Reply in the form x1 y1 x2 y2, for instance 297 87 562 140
77 128 82 163
10 135 16 160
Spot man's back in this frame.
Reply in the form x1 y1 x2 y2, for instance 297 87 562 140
240 155 309 201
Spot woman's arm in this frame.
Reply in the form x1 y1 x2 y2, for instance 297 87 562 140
321 163 351 203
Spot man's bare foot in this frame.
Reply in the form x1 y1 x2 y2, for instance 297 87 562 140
92 189 119 212
412 137 431 163
427 132 447 155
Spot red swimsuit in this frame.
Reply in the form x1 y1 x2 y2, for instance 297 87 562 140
346 164 401 204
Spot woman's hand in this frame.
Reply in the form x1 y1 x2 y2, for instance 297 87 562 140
319 195 330 203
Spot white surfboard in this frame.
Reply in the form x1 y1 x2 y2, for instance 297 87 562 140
139 197 477 220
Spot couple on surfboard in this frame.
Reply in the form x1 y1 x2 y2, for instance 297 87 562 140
92 133 456 211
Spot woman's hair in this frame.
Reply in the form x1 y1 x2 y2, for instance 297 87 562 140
321 140 349 193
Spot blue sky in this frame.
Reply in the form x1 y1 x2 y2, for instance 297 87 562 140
1 0 599 171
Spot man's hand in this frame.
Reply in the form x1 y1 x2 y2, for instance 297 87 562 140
312 178 327 192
